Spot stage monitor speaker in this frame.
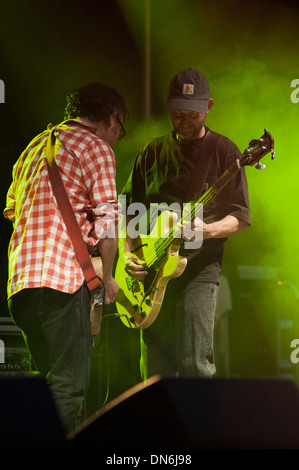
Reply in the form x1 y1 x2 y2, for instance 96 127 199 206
0 376 66 448
70 375 299 449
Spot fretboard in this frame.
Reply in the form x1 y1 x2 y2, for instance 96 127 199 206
150 158 242 266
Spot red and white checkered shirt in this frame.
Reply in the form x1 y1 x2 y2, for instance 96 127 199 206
4 119 121 298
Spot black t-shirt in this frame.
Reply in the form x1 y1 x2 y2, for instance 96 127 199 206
122 127 250 283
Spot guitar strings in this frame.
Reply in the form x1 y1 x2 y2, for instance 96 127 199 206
142 160 241 267
135 138 271 267
144 160 241 267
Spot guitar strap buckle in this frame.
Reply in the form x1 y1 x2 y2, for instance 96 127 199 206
91 283 105 308
90 282 105 337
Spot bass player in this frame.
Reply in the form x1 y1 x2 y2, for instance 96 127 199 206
120 68 250 380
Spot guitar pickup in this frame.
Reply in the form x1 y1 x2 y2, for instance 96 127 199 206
139 309 146 318
126 276 141 293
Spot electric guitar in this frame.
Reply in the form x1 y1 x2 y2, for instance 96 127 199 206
115 129 275 329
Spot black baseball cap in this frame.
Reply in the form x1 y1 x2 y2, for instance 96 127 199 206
166 68 210 113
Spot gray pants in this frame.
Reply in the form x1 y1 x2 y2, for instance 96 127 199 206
8 284 91 434
140 280 219 379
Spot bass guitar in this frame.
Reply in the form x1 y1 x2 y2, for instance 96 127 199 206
115 129 275 329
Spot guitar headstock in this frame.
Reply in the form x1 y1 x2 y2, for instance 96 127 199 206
240 129 275 169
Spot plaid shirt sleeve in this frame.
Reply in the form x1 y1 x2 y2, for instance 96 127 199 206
4 122 121 297
74 137 121 241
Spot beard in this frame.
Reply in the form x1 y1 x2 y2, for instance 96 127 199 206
174 122 205 141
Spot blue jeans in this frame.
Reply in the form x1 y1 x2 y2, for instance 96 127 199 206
8 284 91 434
140 280 219 379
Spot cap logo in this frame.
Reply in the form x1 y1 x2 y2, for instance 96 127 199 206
183 83 194 95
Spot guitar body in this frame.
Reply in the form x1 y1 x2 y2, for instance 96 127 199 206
115 211 187 329
91 256 103 279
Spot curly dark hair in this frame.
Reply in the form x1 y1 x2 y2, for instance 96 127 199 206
64 82 128 123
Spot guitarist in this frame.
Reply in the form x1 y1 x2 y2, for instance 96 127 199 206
3 82 128 434
121 69 250 380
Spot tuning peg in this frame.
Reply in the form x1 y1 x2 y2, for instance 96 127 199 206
271 151 275 160
255 161 266 170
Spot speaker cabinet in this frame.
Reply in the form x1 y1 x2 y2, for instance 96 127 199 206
0 376 65 448
70 375 299 449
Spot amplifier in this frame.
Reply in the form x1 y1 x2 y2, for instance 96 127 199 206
0 347 30 376
0 316 30 376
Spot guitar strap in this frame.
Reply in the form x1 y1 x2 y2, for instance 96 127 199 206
45 122 105 331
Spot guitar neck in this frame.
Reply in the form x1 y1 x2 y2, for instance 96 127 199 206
197 157 242 210
153 157 242 252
